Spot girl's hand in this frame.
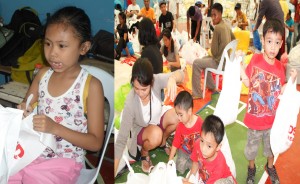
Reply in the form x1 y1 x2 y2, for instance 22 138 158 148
17 102 33 118
33 115 57 134
182 178 191 184
167 76 177 101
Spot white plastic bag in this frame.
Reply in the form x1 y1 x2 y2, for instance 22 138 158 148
0 107 23 183
149 162 167 184
180 40 208 65
288 43 300 66
270 77 300 154
166 160 183 184
122 155 149 184
214 56 242 126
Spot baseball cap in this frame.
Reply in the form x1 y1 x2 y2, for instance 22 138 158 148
234 3 241 10
195 1 202 5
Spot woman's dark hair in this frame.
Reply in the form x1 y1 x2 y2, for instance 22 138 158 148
138 18 158 46
45 6 92 44
162 29 174 57
131 58 154 86
263 18 284 38
174 91 193 111
118 11 127 24
212 3 223 14
201 115 224 144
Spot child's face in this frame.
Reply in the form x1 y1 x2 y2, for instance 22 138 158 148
44 23 89 72
118 15 124 24
262 30 283 62
211 9 222 25
160 4 167 14
200 132 221 161
133 79 151 101
174 106 192 124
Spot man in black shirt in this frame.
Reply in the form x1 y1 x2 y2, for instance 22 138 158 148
159 1 175 32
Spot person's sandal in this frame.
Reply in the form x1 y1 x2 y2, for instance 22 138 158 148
159 144 171 155
140 155 152 173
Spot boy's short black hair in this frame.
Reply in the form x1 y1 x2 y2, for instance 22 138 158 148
159 0 167 7
174 91 193 111
262 18 284 38
212 3 223 14
234 3 241 11
188 6 196 16
201 115 224 144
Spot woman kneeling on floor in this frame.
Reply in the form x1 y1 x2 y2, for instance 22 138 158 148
114 57 184 175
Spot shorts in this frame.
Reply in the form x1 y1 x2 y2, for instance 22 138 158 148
8 157 83 184
137 113 165 146
175 149 192 174
244 128 273 161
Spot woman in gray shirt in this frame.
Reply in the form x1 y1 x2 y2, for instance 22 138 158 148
114 58 184 175
160 29 181 72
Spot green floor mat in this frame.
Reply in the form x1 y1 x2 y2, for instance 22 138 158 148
115 93 267 184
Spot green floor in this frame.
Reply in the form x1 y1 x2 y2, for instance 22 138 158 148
115 93 267 183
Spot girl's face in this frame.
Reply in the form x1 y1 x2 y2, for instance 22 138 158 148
133 79 151 101
118 15 124 24
44 23 90 72
199 132 221 161
162 36 171 48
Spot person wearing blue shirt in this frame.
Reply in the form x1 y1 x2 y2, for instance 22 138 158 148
285 10 294 53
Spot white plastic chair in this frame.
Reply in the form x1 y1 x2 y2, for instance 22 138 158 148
76 65 114 184
202 39 238 99
201 17 212 49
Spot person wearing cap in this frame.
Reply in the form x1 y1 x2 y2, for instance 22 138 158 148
231 3 248 30
159 1 175 32
138 0 156 23
187 5 202 43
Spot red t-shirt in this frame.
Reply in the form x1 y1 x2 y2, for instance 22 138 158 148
190 139 233 184
172 116 203 154
244 54 285 130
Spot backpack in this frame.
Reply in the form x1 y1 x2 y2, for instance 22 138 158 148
0 7 42 67
89 29 114 63
11 39 46 84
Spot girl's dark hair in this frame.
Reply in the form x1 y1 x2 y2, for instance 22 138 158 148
201 115 224 144
45 6 92 44
162 29 174 57
119 11 127 23
262 18 284 38
131 58 154 86
138 18 158 46
174 91 193 111
212 3 223 14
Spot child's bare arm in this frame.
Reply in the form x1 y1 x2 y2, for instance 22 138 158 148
168 145 178 160
240 63 249 87
184 161 199 183
18 67 49 116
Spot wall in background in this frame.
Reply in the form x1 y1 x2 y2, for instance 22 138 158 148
0 0 114 34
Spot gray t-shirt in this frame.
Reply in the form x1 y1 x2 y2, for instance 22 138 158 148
160 43 181 71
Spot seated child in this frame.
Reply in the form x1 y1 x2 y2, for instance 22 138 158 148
169 91 203 174
184 115 235 184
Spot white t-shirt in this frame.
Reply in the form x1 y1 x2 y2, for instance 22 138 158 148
169 0 182 17
140 91 162 125
127 4 140 22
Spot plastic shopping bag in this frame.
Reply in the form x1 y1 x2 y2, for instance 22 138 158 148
214 56 242 126
270 77 300 155
166 160 183 184
253 30 262 51
149 162 167 184
122 155 149 184
0 107 23 183
180 40 208 65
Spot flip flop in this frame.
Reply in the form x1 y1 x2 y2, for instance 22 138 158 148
140 155 153 173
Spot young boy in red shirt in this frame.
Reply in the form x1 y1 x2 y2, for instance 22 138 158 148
169 91 203 174
184 115 235 184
